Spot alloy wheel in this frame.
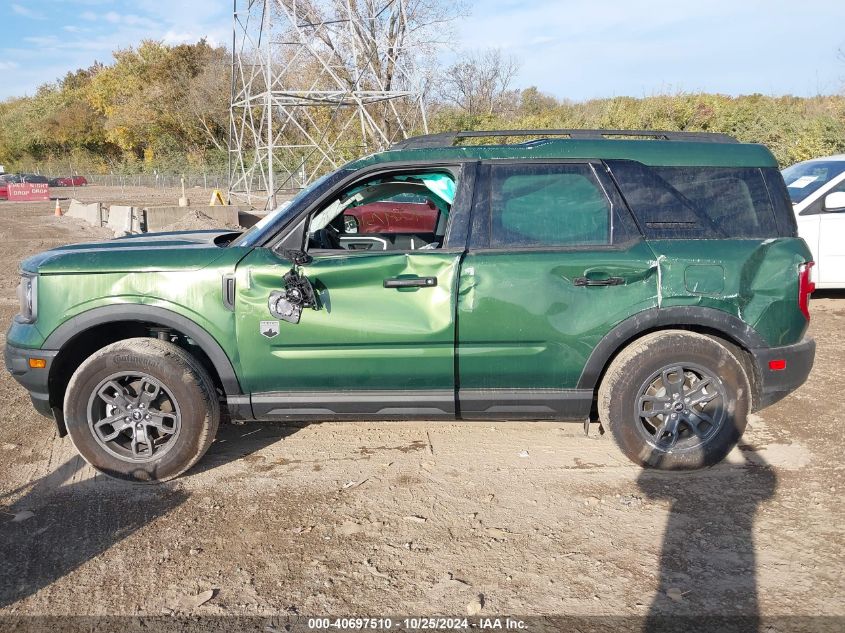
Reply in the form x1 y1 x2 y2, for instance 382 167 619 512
634 363 727 452
87 372 182 463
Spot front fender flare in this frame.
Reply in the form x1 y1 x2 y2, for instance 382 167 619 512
43 304 242 395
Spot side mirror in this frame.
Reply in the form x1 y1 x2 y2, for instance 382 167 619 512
281 249 312 265
268 268 319 324
823 191 845 212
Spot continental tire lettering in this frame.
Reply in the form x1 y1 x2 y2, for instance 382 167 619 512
112 355 162 371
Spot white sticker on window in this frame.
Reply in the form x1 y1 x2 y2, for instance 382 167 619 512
788 176 819 188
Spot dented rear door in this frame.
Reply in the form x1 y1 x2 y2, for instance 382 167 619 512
456 161 659 419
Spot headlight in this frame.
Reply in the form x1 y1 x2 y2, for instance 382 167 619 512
16 273 37 323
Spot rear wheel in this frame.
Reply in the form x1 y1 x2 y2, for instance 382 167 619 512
598 330 750 470
64 338 219 482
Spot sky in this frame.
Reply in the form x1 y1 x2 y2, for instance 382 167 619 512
0 0 843 101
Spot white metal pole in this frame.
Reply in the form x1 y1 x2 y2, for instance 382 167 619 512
265 0 276 209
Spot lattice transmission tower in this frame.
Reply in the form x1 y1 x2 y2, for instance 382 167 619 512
228 0 429 207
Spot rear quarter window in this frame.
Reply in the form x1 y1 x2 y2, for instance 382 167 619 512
606 160 787 239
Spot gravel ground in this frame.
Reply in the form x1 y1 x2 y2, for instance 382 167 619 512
0 194 841 631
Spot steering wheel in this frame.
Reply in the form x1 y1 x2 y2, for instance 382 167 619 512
313 225 342 250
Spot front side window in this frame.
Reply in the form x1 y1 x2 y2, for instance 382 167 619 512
490 163 611 247
231 169 350 248
306 170 457 252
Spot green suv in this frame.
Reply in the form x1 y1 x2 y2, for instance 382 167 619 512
5 130 816 481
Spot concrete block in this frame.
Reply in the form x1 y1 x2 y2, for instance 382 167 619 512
238 211 264 228
66 199 104 226
142 205 245 232
107 205 142 235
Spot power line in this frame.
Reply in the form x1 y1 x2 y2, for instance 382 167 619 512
228 0 429 208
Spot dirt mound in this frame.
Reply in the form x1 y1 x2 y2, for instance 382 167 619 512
160 209 242 232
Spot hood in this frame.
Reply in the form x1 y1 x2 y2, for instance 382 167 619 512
22 230 243 274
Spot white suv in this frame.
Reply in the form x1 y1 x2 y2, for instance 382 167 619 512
783 155 845 289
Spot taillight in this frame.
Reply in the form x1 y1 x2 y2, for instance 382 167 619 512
798 261 815 321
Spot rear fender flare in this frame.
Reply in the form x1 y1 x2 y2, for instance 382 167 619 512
576 306 767 391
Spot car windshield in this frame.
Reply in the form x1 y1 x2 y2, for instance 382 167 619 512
230 169 350 247
782 160 845 204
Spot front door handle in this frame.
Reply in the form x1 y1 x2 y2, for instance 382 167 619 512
573 276 625 287
383 276 437 288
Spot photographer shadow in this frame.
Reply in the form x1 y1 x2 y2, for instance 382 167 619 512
638 448 776 633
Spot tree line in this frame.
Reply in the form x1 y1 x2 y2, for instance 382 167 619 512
1 39 843 176
0 40 229 175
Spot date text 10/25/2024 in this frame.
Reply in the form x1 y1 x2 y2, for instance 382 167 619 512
306 617 528 630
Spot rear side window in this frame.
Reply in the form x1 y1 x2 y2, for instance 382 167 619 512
607 160 782 239
490 163 610 247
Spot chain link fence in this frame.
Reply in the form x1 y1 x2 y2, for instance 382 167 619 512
71 173 228 190
42 170 308 195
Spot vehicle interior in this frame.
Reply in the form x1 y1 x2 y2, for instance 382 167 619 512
306 171 456 251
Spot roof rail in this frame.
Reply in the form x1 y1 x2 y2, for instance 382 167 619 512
391 129 739 150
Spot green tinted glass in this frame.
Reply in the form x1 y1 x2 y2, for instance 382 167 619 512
491 164 610 247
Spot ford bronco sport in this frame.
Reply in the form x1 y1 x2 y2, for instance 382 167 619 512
5 129 815 481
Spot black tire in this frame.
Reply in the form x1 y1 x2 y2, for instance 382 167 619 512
64 338 219 482
597 330 751 470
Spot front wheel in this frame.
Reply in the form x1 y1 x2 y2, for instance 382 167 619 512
64 338 220 482
598 330 751 470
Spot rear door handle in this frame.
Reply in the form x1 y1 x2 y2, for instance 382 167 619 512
573 276 625 287
383 276 438 288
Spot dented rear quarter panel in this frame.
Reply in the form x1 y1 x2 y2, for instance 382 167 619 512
647 238 813 346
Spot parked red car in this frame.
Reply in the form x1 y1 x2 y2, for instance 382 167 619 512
48 176 88 187
0 182 7 200
344 195 439 234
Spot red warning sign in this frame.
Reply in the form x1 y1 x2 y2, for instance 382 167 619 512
7 183 50 202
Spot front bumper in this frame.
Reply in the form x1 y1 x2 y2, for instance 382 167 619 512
4 342 58 419
750 337 815 409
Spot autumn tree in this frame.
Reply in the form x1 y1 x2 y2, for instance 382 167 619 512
86 40 229 165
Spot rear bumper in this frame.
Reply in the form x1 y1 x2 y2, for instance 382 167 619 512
750 337 815 409
4 342 57 418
